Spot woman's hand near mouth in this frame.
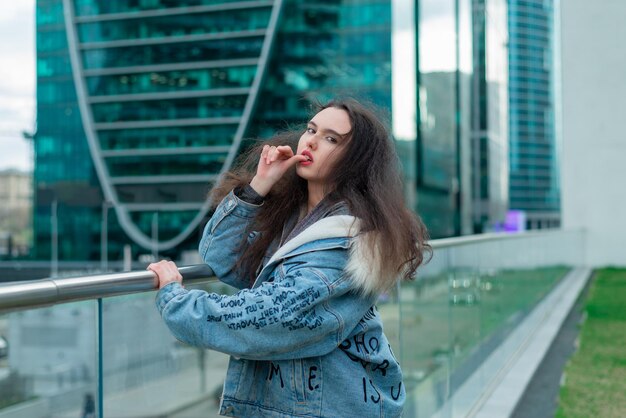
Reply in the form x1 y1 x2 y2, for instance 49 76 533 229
250 145 307 196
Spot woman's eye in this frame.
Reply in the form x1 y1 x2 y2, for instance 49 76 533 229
326 137 338 143
306 127 315 134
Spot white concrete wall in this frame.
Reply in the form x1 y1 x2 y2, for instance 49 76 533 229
561 0 626 266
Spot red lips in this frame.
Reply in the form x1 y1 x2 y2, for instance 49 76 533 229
301 150 314 165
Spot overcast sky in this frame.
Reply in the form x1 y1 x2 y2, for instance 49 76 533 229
0 2 35 172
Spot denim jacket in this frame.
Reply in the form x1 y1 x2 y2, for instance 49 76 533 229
156 191 405 417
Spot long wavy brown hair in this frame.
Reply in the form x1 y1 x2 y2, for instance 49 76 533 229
211 99 431 289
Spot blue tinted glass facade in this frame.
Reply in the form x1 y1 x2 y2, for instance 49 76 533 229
414 0 461 238
35 0 105 260
250 1 392 135
508 0 560 228
413 0 507 238
470 0 509 233
34 0 392 260
410 0 478 238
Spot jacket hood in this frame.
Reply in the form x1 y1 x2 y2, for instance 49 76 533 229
264 215 396 296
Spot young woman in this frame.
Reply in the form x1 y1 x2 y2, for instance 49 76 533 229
149 99 430 417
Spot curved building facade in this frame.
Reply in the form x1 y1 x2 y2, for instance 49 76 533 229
65 0 282 251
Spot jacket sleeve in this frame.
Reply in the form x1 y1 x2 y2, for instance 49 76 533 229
198 190 261 289
156 249 375 361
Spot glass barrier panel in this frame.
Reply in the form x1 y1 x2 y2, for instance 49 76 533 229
400 247 452 417
395 230 585 417
447 244 482 417
101 281 233 418
0 230 585 418
0 302 98 418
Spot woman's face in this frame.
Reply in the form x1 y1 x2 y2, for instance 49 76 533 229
295 107 352 186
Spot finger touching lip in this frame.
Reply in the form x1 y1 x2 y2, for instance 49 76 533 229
301 150 314 162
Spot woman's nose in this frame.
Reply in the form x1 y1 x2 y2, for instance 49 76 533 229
306 136 317 150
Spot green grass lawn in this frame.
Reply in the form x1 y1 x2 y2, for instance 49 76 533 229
556 268 626 418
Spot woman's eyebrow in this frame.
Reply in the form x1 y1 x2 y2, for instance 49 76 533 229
308 120 346 138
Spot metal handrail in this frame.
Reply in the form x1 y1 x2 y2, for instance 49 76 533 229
0 264 215 313
0 229 583 313
430 228 581 249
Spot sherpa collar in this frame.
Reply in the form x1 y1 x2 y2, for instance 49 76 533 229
261 215 394 296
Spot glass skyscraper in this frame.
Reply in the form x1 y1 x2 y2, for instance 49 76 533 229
508 0 560 229
34 0 392 261
404 0 476 239
409 0 509 238
470 0 509 233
